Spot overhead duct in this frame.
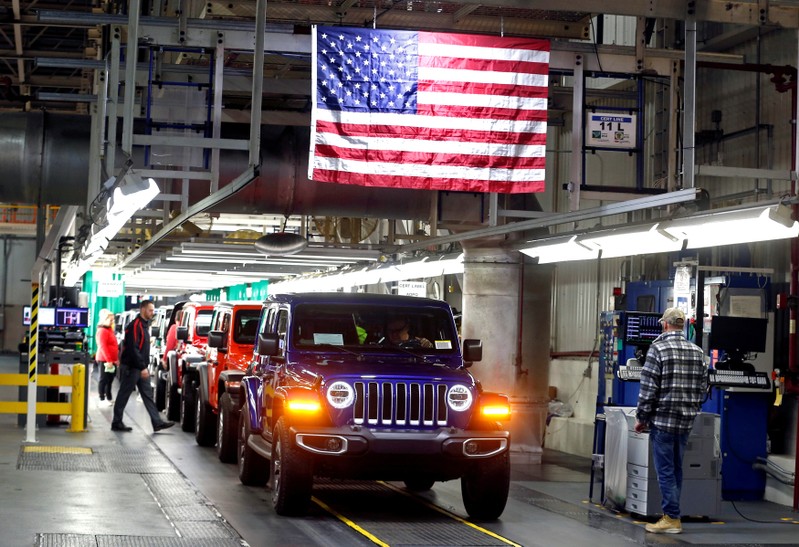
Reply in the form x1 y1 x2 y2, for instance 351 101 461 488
0 112 434 221
0 112 91 205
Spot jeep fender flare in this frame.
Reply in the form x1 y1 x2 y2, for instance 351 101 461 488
167 350 179 385
241 376 264 434
197 363 209 404
218 370 245 405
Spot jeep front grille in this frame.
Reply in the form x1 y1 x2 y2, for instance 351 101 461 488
352 382 449 427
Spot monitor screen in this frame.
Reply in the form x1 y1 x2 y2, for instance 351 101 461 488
709 315 767 354
38 307 56 327
623 311 663 346
55 307 90 328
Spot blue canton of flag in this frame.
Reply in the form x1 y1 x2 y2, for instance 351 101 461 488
317 28 419 114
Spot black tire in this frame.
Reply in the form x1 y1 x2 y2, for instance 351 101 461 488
460 452 510 521
180 374 197 432
217 392 238 463
166 378 180 421
404 478 435 492
271 417 313 516
237 408 269 486
155 375 166 411
195 389 217 446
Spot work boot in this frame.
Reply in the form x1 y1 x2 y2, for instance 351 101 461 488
645 515 682 534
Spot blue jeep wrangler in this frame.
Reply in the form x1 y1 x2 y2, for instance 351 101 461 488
237 293 511 519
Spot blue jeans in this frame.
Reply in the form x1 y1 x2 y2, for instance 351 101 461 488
650 425 690 519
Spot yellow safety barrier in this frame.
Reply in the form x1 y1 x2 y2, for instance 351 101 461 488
0 364 86 432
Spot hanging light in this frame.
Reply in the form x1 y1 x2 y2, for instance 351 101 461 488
519 235 599 263
579 223 683 259
661 204 799 249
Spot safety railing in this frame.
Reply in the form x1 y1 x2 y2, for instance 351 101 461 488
0 365 86 432
0 204 61 233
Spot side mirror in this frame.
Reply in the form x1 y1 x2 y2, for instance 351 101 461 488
207 330 227 352
257 333 280 356
462 339 482 365
176 325 189 341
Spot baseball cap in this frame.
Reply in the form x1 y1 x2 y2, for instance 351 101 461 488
659 307 685 326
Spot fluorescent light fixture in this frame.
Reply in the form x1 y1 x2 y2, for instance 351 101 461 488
662 204 799 249
519 236 599 263
579 223 683 259
269 254 464 293
518 204 798 264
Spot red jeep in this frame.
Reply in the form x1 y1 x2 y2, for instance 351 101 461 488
194 301 261 462
165 301 215 431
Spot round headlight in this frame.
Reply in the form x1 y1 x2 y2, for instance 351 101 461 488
326 381 355 409
447 384 473 412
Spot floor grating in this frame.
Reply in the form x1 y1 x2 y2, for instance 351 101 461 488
36 534 245 547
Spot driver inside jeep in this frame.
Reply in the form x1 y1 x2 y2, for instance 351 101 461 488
385 317 433 349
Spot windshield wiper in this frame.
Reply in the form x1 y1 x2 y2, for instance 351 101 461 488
313 343 365 361
381 344 436 365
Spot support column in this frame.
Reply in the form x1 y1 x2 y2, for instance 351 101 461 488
462 247 552 463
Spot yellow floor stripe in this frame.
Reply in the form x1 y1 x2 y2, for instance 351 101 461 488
379 481 522 547
312 496 390 547
23 446 93 455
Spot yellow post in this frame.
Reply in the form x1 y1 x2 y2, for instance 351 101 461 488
26 282 40 443
67 365 86 432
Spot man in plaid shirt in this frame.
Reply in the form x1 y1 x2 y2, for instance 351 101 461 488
635 307 708 534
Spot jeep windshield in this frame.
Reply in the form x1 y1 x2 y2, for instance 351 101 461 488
291 303 459 354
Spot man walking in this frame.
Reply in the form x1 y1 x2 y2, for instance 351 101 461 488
635 307 708 534
112 300 175 433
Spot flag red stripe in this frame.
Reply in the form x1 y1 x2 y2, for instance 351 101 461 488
418 56 549 76
418 31 551 53
416 104 548 121
314 120 548 145
313 144 546 169
312 167 545 193
418 80 549 98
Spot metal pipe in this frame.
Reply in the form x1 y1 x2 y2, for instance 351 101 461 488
791 30 799 512
0 113 433 221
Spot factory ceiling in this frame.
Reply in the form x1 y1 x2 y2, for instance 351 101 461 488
0 1 793 296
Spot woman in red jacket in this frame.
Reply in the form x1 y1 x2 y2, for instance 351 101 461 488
95 309 119 403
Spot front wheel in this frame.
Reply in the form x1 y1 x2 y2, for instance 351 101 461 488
217 392 238 463
180 374 197 432
237 408 269 486
165 377 180 421
155 374 166 411
460 452 510 521
195 390 217 446
271 417 313 516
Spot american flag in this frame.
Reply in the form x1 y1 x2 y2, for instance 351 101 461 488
308 26 549 194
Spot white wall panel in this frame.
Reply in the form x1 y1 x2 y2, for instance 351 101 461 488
550 257 628 353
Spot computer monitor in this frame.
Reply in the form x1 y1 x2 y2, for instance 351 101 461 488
36 307 56 327
709 316 767 355
622 311 663 346
55 307 90 328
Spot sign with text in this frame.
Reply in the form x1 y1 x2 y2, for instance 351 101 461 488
396 281 427 298
97 280 124 298
586 112 636 149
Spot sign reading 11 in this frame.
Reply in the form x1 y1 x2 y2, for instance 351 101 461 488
586 112 637 150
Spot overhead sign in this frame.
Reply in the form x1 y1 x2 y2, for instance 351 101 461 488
97 280 124 298
586 112 636 149
397 281 427 298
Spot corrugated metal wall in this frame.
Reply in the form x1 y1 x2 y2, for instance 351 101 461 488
543 24 797 354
